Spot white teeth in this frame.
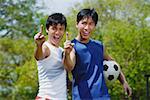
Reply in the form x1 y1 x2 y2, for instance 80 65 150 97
54 35 60 39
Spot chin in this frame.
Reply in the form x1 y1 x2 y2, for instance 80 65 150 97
51 40 59 47
52 43 59 47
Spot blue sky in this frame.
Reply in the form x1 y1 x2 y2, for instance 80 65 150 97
36 0 84 15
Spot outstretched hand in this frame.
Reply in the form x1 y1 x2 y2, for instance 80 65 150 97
34 25 46 46
64 32 74 55
123 82 132 97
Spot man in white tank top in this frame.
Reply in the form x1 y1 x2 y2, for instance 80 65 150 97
34 13 67 100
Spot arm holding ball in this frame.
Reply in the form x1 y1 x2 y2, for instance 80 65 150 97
104 47 132 97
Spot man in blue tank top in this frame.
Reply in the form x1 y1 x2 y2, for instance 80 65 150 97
63 8 132 99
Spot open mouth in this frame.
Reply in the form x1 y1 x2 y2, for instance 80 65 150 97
53 35 60 40
52 35 62 44
50 35 61 46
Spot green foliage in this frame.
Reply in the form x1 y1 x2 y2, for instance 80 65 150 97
0 38 38 99
13 58 38 99
0 0 42 38
0 0 43 98
102 19 150 99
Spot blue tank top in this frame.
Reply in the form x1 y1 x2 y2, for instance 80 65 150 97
71 39 110 100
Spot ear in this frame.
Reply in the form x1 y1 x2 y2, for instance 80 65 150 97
46 29 48 33
76 22 78 28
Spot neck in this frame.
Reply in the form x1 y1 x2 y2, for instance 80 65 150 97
76 35 90 43
47 40 59 48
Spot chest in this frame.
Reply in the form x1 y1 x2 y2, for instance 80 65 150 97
75 43 103 64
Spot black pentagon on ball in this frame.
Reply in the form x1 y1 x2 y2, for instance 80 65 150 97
103 64 109 71
108 75 114 80
114 64 118 71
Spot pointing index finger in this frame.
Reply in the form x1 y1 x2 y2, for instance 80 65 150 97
40 24 43 34
66 32 69 41
66 32 74 46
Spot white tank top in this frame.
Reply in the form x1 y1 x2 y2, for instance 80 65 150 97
37 41 67 100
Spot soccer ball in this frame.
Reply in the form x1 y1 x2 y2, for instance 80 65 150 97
103 60 121 83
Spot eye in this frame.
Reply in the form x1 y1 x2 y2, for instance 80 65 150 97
52 27 57 31
89 22 95 26
82 22 87 25
59 27 65 31
60 27 63 31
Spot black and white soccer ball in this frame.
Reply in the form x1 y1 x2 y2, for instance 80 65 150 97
103 60 121 83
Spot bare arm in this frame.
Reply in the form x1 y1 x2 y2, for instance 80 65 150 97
104 46 132 96
34 25 47 60
63 48 76 71
118 71 127 84
118 71 132 96
62 32 76 72
34 44 49 60
104 46 114 60
34 44 43 60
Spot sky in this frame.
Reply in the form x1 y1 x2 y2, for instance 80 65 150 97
36 0 84 15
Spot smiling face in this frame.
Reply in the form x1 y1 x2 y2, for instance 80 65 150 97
47 24 65 47
76 16 96 43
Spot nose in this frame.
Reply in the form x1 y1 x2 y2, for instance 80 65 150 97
84 25 89 30
55 30 60 34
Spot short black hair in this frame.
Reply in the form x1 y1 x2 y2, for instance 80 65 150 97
77 8 98 25
46 13 67 30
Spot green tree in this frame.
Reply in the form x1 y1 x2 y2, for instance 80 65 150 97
0 0 44 99
0 38 38 99
0 0 42 38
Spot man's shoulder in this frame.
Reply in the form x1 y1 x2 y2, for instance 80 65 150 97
71 38 77 43
90 39 103 46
